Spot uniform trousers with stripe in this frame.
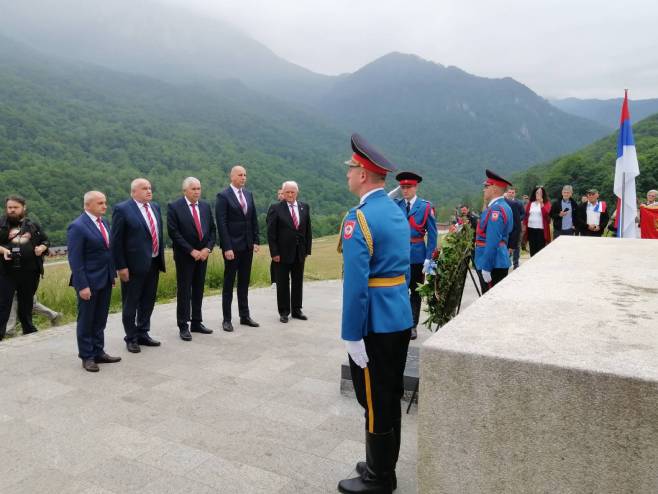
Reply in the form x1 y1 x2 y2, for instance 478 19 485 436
349 330 411 433
408 263 424 328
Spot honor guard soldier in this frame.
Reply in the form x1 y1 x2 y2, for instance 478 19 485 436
394 171 437 340
475 169 514 293
337 134 413 494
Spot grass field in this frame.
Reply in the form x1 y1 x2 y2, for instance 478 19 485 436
29 236 344 328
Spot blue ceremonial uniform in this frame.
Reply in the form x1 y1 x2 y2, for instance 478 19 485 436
396 197 437 263
474 197 514 272
341 189 413 341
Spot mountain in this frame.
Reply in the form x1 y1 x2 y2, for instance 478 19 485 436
513 113 658 203
0 35 351 243
0 0 334 103
552 97 658 129
316 53 610 192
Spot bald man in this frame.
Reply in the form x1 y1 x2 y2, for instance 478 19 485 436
215 165 260 332
67 191 120 372
111 178 166 353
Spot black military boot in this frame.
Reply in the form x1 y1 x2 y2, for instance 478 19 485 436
355 419 400 490
338 430 396 494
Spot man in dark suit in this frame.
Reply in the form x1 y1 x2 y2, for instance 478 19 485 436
215 165 260 332
576 188 609 237
167 177 216 341
111 178 166 353
267 181 312 323
67 191 120 372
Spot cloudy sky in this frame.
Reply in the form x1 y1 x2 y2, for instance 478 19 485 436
162 0 658 99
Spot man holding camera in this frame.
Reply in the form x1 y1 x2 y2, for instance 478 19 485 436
0 195 50 340
550 185 579 238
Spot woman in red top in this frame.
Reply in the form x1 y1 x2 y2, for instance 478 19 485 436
522 186 552 256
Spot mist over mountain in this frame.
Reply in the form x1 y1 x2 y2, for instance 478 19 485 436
0 0 334 102
317 53 609 183
551 97 658 129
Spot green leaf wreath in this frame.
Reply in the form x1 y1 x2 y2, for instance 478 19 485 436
416 223 474 329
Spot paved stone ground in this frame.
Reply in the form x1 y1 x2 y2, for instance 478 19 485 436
0 277 480 493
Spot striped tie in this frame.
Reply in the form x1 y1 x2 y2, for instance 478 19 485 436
238 189 247 215
96 217 109 248
143 203 159 256
290 204 299 229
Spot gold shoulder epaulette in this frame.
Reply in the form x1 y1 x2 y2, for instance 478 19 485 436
356 209 374 256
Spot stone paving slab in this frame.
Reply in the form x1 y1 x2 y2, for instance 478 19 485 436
0 280 441 493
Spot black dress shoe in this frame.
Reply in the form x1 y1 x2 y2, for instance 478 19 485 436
94 353 122 364
279 315 289 323
222 321 234 332
179 329 192 341
291 311 308 320
190 323 213 334
82 359 99 372
137 335 161 347
126 341 141 353
240 317 260 327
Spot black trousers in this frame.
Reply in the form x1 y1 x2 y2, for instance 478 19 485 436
527 227 546 256
408 263 424 328
0 269 39 339
478 268 509 294
76 283 111 360
121 260 160 342
175 255 208 329
222 248 253 321
349 330 411 433
276 258 305 316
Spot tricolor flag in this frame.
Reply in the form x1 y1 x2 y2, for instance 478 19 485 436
613 90 640 238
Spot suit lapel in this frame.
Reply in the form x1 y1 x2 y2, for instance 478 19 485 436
81 214 108 248
226 187 245 217
409 199 421 218
129 200 151 236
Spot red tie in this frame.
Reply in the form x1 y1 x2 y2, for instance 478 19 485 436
190 203 203 240
97 217 109 248
238 189 247 215
290 204 299 229
143 203 159 256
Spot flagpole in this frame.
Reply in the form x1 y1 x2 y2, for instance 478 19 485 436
621 171 626 237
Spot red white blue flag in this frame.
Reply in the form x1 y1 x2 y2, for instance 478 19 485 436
613 90 640 238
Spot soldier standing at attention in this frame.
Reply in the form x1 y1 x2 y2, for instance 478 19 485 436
475 169 514 293
394 171 437 340
337 133 413 494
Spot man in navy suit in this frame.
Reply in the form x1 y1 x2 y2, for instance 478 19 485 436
111 178 166 353
167 177 216 341
215 165 260 332
67 191 120 372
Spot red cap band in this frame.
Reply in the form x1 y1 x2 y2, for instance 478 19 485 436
351 153 388 176
485 178 508 188
399 179 418 186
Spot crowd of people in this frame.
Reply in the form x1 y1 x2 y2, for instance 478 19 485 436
454 184 658 275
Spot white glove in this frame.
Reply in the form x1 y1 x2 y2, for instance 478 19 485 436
387 186 401 200
422 259 432 274
345 339 369 369
481 270 492 283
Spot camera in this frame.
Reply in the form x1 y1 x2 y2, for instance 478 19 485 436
10 246 21 269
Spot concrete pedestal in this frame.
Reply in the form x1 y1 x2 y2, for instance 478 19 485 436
418 237 658 493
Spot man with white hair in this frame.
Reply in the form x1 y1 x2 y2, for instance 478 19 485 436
267 180 312 323
67 191 120 372
645 189 658 206
550 185 579 237
167 177 216 341
111 178 166 353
